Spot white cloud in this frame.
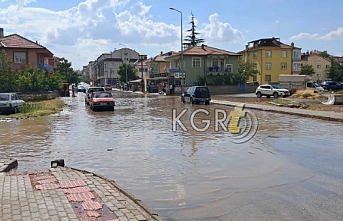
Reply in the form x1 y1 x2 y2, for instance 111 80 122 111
289 33 320 41
321 27 343 40
290 27 343 41
201 13 243 44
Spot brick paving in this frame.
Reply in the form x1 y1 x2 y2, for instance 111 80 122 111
0 165 162 221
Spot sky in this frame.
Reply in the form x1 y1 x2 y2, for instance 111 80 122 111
1 0 343 70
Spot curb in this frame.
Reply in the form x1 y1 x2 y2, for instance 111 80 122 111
68 166 164 221
211 100 343 122
0 158 18 172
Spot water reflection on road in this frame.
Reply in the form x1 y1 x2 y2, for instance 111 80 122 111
0 90 342 221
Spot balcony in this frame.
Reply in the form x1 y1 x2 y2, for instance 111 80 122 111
207 66 232 73
38 64 54 72
167 68 180 73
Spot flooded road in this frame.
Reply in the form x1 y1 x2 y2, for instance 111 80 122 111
1 90 343 220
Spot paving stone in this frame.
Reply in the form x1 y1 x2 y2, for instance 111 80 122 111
0 166 161 221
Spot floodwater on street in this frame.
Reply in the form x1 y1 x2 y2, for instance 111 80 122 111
0 90 342 221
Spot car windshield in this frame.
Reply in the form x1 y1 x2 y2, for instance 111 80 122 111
271 85 281 89
0 94 9 101
313 82 320 87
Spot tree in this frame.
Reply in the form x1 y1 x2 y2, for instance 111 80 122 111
233 59 259 84
55 57 79 84
327 57 343 81
117 63 138 83
0 49 16 92
319 50 330 58
301 64 315 76
183 12 205 48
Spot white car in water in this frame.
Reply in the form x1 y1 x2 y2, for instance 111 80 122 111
255 84 290 98
0 93 26 114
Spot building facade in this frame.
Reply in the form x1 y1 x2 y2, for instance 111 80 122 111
83 48 140 86
240 37 301 84
165 44 241 85
301 50 331 82
0 28 55 72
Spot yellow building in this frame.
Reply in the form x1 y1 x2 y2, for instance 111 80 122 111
240 37 302 84
301 50 331 82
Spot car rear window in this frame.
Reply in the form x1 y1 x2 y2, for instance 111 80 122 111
0 94 9 101
89 87 105 93
94 93 112 98
195 87 210 97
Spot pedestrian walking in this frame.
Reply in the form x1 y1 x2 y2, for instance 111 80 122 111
170 84 174 94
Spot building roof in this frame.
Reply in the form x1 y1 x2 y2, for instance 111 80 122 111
168 45 240 58
152 51 177 62
0 34 53 56
240 37 301 53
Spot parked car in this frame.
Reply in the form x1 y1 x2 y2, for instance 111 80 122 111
77 85 86 93
255 84 290 98
181 86 211 105
89 91 115 111
85 86 105 104
320 81 343 92
0 93 26 114
104 85 112 91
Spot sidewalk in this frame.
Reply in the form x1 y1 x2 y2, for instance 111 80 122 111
211 99 343 122
0 161 162 221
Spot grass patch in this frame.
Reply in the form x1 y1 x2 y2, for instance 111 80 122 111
291 89 324 99
0 99 66 118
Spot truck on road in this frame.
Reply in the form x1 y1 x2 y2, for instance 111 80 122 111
278 75 324 94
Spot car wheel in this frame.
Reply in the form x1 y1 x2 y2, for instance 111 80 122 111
190 98 193 104
181 97 185 103
13 107 18 114
205 101 210 105
273 92 279 98
256 92 262 98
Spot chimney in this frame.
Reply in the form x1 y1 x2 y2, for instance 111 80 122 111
291 42 294 48
160 51 163 55
201 44 205 49
0 28 4 38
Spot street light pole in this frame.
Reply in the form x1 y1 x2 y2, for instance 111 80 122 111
119 43 128 90
170 7 184 95
139 54 147 93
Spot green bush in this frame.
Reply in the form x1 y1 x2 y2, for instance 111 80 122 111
19 103 43 113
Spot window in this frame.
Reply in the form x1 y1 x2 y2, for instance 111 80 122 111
281 63 287 70
212 58 218 67
252 75 257 81
317 64 321 69
265 75 271 82
226 64 233 73
253 63 257 70
253 52 258 59
325 64 330 69
281 51 287 58
192 57 201 67
265 51 272 58
14 52 26 64
293 62 301 71
293 50 301 60
265 62 271 70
